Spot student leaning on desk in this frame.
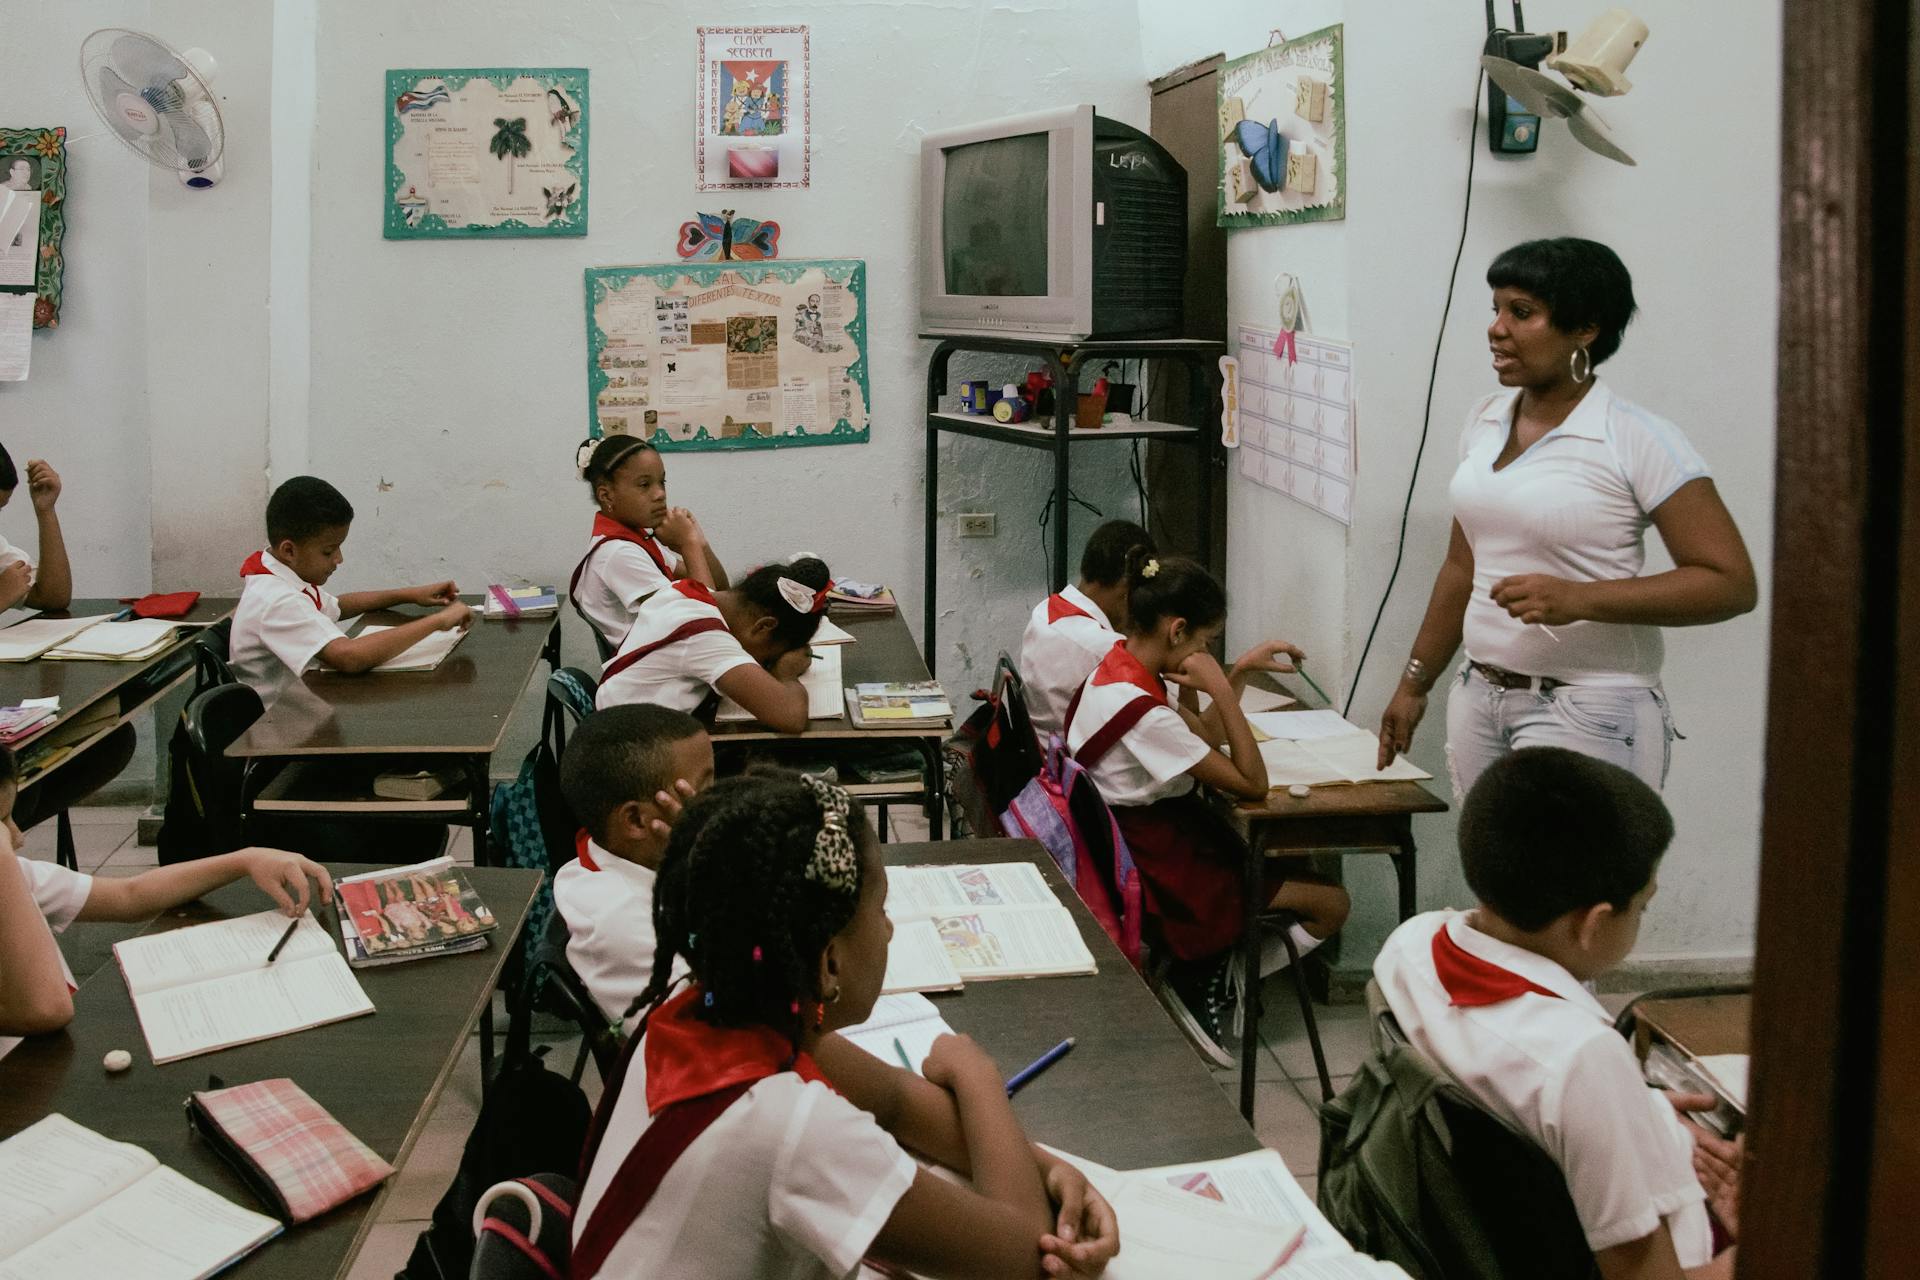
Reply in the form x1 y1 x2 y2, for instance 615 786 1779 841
0 743 330 1041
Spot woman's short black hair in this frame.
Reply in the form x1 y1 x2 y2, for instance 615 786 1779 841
1487 237 1638 365
1080 520 1154 587
580 434 658 492
736 556 832 651
1124 548 1226 634
266 476 355 545
1460 747 1672 931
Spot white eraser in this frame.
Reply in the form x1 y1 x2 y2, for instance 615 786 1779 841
103 1049 133 1073
1288 784 1312 799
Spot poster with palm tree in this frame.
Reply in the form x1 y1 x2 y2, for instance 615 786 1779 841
385 67 588 238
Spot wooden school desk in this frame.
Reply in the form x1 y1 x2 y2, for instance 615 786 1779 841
0 596 238 869
711 609 951 837
0 863 542 1280
225 602 561 867
1631 991 1751 1061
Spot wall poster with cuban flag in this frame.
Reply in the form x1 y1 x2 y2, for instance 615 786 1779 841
697 27 809 190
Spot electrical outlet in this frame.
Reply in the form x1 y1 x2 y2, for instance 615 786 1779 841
958 512 996 538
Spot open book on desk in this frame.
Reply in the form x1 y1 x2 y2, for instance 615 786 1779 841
351 623 467 673
715 643 843 723
0 614 116 662
886 862 1095 980
114 910 374 1064
1259 727 1432 788
0 1114 281 1280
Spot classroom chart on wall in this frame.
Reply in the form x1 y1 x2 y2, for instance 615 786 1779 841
385 68 587 237
1217 27 1346 227
696 26 809 189
0 127 68 327
1234 323 1355 525
583 258 869 451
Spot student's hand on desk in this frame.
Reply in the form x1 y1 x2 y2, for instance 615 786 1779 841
647 778 698 841
1489 573 1590 626
772 646 813 682
1230 639 1305 680
434 602 474 631
1166 652 1233 700
242 849 334 916
1040 1162 1119 1277
1378 686 1428 770
25 460 61 512
409 581 460 607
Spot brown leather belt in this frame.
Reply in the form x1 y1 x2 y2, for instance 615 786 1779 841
1469 661 1565 693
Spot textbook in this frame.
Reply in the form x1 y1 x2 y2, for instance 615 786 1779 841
881 918 964 994
354 623 467 672
113 911 375 1064
333 857 496 967
847 681 952 728
886 862 1096 981
843 992 956 1074
483 584 560 619
825 580 896 615
0 1114 282 1280
1258 726 1433 788
715 643 844 723
0 613 115 662
41 618 187 662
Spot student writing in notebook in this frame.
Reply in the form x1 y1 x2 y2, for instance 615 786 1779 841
573 770 1117 1279
1066 552 1347 1066
1372 748 1739 1279
594 555 831 734
572 435 729 653
0 745 330 1043
230 476 473 706
1018 519 1156 740
553 703 713 1031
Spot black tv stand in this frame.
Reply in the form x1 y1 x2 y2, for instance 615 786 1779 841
921 334 1222 667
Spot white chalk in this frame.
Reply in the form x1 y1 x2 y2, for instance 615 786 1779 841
103 1049 133 1073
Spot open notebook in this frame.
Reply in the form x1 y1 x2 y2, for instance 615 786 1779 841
113 911 375 1064
841 992 956 1074
351 623 467 673
714 643 843 723
1250 711 1433 787
42 618 188 661
0 614 116 662
0 1114 281 1280
885 862 1096 981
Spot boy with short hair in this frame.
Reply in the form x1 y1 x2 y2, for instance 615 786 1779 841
1018 519 1154 739
1373 747 1736 1279
0 745 331 1052
553 703 714 1029
230 475 472 705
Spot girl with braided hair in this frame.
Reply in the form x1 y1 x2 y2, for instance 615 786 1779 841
571 771 1120 1280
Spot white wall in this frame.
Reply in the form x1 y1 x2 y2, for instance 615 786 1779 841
1140 0 1781 969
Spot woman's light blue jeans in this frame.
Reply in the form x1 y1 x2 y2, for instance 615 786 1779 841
1444 664 1679 800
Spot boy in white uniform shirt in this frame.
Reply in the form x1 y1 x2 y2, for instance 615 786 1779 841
1017 519 1151 740
230 476 472 706
1373 747 1740 1279
553 704 714 1029
0 446 72 613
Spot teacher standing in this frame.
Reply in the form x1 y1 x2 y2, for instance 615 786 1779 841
1377 238 1757 795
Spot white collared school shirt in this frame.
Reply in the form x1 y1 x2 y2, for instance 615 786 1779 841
595 579 756 713
573 518 677 649
1373 910 1712 1264
0 856 91 1062
230 549 346 706
552 837 679 1031
1018 583 1120 741
574 1051 918 1280
0 530 34 577
1449 378 1711 686
1064 642 1208 808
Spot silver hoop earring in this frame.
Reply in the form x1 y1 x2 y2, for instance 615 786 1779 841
1569 346 1592 384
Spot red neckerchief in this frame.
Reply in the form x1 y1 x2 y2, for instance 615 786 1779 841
1046 592 1094 625
1090 640 1169 704
240 549 322 611
642 987 830 1114
671 578 719 608
575 829 601 871
590 513 673 578
1431 922 1564 1007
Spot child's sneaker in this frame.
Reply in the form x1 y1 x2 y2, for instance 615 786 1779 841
1152 954 1236 1068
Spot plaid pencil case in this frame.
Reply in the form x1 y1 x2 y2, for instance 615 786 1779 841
186 1077 394 1224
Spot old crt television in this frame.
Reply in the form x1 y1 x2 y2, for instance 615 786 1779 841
919 105 1186 342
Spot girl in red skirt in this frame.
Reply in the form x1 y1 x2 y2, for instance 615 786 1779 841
1063 550 1350 1064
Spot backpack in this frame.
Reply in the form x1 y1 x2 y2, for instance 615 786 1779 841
488 670 597 980
470 1172 579 1280
946 653 1043 838
1317 1037 1599 1280
398 1048 591 1280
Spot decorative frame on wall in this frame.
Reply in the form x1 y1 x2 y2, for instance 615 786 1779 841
1216 26 1346 228
384 68 588 238
583 258 868 452
0 127 69 328
695 26 810 190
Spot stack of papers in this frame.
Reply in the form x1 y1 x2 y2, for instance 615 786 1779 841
883 862 1096 989
482 585 560 619
715 643 843 723
0 699 56 744
43 619 187 662
841 992 956 1074
825 580 896 615
1248 711 1432 787
0 614 116 662
353 624 466 673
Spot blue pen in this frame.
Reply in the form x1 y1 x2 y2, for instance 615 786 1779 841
1004 1037 1075 1097
109 608 133 622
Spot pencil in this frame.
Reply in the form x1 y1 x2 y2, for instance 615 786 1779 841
264 915 302 965
893 1037 914 1070
1005 1037 1075 1096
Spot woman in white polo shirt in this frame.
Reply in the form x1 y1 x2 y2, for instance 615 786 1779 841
1378 238 1757 794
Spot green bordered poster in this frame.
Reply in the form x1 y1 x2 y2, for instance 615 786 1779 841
1217 27 1346 228
584 258 869 452
0 127 68 327
385 67 587 238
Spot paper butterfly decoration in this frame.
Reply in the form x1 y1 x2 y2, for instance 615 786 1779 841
1233 119 1291 193
676 210 781 261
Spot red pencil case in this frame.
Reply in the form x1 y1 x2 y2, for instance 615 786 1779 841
119 590 201 618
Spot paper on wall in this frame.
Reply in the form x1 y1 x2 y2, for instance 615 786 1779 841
0 293 31 383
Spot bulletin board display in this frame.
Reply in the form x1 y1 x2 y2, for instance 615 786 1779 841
1217 27 1346 227
583 258 869 452
0 128 68 327
384 67 588 238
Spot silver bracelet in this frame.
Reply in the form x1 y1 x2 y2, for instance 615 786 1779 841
1403 657 1429 688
